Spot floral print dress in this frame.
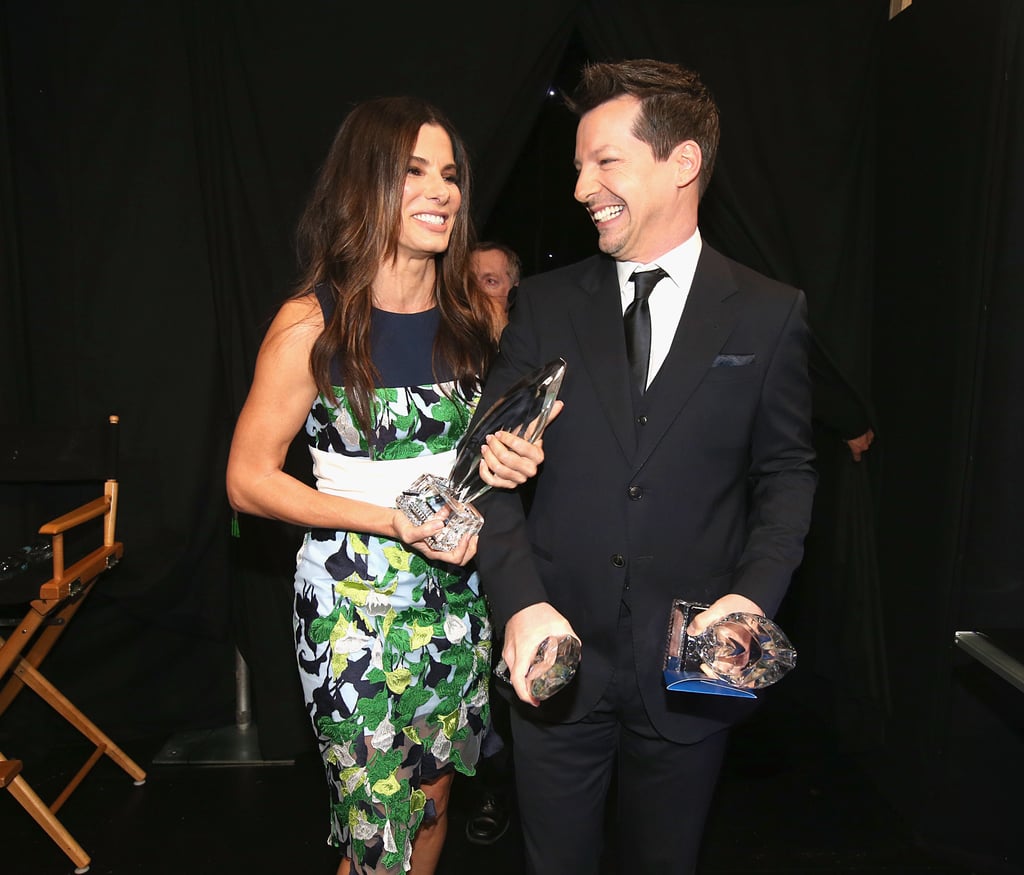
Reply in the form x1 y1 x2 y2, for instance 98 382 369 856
293 291 490 874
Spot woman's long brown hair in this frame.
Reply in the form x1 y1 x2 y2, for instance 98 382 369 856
293 96 497 438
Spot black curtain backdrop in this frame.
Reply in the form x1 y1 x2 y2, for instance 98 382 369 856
874 1 1023 867
2 1 1021 865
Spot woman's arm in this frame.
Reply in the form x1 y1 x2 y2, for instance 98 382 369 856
225 296 469 560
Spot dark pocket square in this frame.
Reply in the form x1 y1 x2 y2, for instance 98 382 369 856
712 353 755 367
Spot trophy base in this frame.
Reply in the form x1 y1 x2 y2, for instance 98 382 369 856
662 600 797 694
396 474 483 553
495 634 581 701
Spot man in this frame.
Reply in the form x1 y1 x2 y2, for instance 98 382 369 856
470 240 521 318
474 59 816 875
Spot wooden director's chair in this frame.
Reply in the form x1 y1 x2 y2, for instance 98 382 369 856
0 415 146 873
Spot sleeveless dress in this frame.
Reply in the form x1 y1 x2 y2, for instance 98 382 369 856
293 289 490 874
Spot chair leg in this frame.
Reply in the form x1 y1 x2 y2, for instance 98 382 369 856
0 586 87 718
11 654 147 785
0 597 85 717
0 613 48 700
1 751 92 872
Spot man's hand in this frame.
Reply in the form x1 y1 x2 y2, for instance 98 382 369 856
685 593 763 636
502 601 578 706
478 401 563 488
846 428 874 462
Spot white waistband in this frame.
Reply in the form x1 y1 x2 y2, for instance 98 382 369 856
309 446 456 508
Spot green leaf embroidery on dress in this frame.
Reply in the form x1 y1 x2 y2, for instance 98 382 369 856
449 746 473 775
410 788 426 815
431 395 471 433
384 626 412 659
438 707 461 739
309 602 345 645
441 640 476 675
385 667 412 694
381 849 404 871
331 651 349 678
380 437 426 461
403 606 440 626
381 607 397 640
391 406 419 433
339 765 367 794
434 566 460 589
445 586 477 615
395 685 432 723
467 594 489 619
317 714 360 745
425 432 457 454
357 690 388 729
366 748 403 785
408 622 435 650
409 554 429 578
348 533 370 556
375 566 398 594
381 542 413 572
372 773 402 798
433 689 466 722
338 577 372 604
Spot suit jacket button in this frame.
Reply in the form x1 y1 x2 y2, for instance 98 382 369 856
636 415 648 426
628 485 643 500
611 554 625 567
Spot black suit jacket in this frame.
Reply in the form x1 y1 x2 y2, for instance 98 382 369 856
475 244 817 743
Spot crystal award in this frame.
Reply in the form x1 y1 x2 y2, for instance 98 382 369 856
395 358 566 552
494 633 582 701
663 600 797 698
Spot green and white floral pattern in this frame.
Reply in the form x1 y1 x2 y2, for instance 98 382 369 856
295 380 489 874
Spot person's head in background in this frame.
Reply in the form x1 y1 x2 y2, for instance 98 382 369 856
470 241 522 316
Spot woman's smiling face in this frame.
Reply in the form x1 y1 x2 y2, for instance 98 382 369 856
397 123 462 259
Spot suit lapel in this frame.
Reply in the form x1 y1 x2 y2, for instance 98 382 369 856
636 246 740 467
568 257 638 461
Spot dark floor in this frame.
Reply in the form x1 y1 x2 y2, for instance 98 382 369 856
0 681 1014 875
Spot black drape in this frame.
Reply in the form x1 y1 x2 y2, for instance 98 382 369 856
874 1 1024 868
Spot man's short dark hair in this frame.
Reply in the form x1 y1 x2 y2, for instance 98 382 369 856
566 59 720 196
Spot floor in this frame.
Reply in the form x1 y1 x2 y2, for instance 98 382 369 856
0 681 1007 875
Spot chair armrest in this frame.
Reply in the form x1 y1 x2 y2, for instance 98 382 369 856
37 542 123 601
38 497 111 535
0 758 24 788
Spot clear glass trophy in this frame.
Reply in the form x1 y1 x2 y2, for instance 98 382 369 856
663 600 797 698
494 634 582 701
395 358 566 552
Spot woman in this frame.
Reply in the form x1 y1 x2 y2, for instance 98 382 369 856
226 96 551 874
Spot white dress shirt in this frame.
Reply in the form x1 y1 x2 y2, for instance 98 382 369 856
615 229 703 390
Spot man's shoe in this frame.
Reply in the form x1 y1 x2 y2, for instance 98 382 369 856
465 793 510 845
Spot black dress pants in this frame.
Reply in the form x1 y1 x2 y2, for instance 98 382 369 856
509 602 729 875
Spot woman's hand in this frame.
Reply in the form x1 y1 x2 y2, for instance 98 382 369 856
477 400 563 488
390 509 478 566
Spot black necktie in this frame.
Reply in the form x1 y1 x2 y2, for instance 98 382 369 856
624 267 667 395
